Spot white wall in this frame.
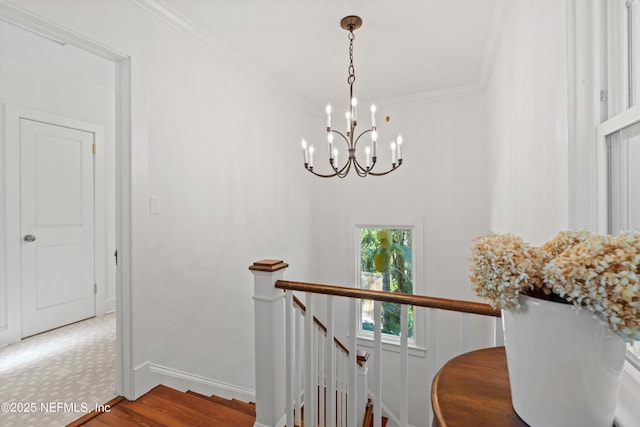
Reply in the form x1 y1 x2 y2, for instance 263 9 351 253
0 20 117 342
139 11 316 392
485 0 569 244
2 0 316 399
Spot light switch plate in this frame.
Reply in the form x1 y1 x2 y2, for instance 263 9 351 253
149 196 160 215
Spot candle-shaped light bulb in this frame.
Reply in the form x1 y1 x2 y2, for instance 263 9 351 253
326 104 332 128
333 148 339 169
397 134 403 160
370 104 377 127
328 133 334 158
351 97 358 122
308 145 314 168
371 130 378 157
391 141 397 165
301 138 309 164
365 146 371 168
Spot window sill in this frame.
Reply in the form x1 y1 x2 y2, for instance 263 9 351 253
356 335 427 358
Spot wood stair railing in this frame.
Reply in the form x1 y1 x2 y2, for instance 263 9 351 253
278 280 500 317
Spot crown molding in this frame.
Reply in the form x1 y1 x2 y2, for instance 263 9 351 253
376 84 484 107
132 0 315 115
0 1 127 61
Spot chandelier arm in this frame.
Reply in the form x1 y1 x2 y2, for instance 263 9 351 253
337 158 352 178
352 157 370 175
354 162 369 177
366 159 403 176
305 166 339 178
331 129 350 145
353 128 374 149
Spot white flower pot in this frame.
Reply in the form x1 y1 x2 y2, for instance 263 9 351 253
502 295 627 427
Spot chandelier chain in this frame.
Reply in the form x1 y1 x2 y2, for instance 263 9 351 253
347 30 355 86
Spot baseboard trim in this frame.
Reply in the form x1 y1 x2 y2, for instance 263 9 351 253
148 363 256 403
132 361 153 400
253 415 285 427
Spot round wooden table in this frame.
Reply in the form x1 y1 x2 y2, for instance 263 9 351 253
431 346 529 427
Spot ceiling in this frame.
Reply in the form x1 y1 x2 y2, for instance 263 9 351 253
157 0 510 109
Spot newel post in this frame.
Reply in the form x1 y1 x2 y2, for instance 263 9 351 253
250 259 289 427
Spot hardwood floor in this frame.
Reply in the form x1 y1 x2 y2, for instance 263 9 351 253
67 385 255 426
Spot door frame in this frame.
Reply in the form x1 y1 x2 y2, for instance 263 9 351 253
5 106 107 336
0 2 138 399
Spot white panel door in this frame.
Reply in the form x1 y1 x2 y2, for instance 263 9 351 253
20 118 95 337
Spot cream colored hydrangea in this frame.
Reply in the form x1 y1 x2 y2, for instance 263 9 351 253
540 230 594 257
536 230 593 295
544 231 640 342
469 234 539 310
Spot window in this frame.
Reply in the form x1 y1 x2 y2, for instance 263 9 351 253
629 0 639 107
359 228 414 338
349 217 424 348
598 0 640 368
604 119 640 364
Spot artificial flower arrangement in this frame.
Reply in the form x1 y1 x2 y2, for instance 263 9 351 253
469 230 640 342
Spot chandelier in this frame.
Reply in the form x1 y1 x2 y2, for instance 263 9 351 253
300 15 403 178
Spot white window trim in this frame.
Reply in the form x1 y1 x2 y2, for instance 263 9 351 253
596 105 640 369
596 82 640 427
596 105 640 234
348 216 425 354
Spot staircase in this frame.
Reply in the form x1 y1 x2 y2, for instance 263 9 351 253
66 385 255 426
68 384 387 427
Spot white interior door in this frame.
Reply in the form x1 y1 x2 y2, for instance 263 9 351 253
20 118 95 337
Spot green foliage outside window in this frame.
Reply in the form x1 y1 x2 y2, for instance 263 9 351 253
360 228 413 338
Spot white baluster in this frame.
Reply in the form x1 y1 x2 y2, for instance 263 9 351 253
495 316 504 347
326 296 336 427
348 299 358 427
373 301 382 427
285 291 294 427
337 347 343 427
304 294 315 427
336 346 342 427
319 325 325 427
295 306 303 425
400 304 409 427
427 308 438 426
342 349 348 427
460 312 470 354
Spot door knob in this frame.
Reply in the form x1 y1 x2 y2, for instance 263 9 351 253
23 234 36 242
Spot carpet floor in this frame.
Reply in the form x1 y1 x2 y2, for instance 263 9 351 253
0 313 116 426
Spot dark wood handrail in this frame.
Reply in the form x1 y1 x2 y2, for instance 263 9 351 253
276 280 500 318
